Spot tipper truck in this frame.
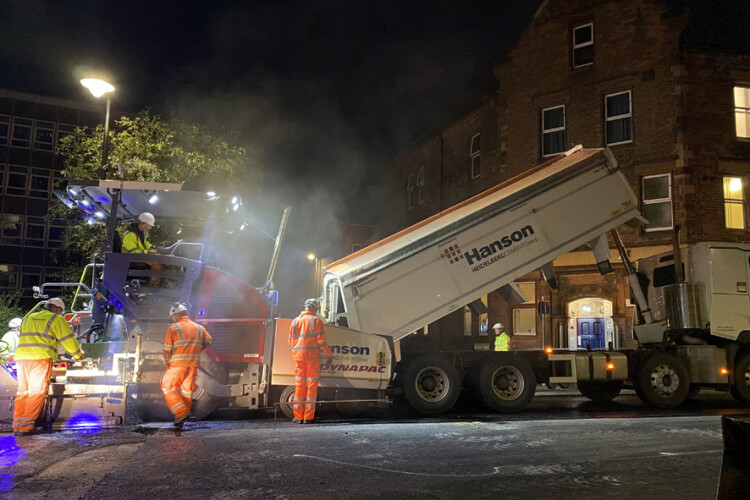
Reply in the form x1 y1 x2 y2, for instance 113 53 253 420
313 145 750 414
2 146 748 431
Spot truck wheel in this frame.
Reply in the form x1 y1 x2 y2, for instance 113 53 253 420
730 352 750 404
577 380 623 402
635 353 690 409
477 354 536 413
278 385 296 419
403 354 461 415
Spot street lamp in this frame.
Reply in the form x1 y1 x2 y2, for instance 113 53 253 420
80 78 115 177
308 253 320 297
81 77 117 253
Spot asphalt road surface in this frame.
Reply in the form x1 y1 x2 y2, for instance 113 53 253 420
1 389 746 500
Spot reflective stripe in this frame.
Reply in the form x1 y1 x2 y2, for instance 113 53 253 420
174 340 203 347
16 343 57 352
19 332 56 341
58 333 76 342
174 323 184 342
292 346 321 351
170 354 201 361
291 333 321 339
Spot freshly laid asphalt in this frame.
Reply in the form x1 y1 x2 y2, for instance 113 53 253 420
1 390 743 499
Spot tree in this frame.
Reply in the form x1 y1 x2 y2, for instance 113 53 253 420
54 110 263 260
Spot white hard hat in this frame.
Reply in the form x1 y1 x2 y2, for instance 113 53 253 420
138 212 155 226
304 298 320 311
47 297 66 312
492 322 503 330
169 302 188 318
9 318 22 329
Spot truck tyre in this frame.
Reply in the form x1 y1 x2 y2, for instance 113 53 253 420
402 354 461 415
730 352 750 404
635 353 690 409
477 354 536 413
577 380 623 402
278 385 295 419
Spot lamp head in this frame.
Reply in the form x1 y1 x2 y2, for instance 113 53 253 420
81 78 115 98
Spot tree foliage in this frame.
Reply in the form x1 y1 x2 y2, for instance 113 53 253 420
54 110 262 261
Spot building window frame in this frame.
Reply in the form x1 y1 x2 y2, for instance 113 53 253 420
512 281 536 336
0 115 10 146
470 133 481 179
735 85 750 140
11 117 33 148
0 264 21 290
541 105 566 157
605 90 633 146
29 167 51 199
572 22 594 68
642 173 673 232
0 214 24 246
723 176 745 229
33 120 56 151
407 173 416 209
6 165 28 197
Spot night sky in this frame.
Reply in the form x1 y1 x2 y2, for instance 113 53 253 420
1 0 542 314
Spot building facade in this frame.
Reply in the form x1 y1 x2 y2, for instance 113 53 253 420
377 0 750 354
0 89 102 304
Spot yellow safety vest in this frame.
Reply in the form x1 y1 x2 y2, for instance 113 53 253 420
122 230 152 254
15 310 84 361
494 332 510 351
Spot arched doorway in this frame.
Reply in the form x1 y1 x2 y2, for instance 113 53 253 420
567 298 614 350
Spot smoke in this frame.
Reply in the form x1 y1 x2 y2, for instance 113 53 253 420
0 0 542 316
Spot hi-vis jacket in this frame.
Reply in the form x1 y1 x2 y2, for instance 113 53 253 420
162 316 213 367
289 310 333 360
16 310 84 361
494 331 510 352
122 225 152 254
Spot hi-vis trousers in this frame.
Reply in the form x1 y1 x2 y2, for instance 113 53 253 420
161 366 197 422
13 359 53 433
293 358 320 421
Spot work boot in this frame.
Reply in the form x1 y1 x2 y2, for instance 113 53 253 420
302 417 321 424
291 418 303 424
174 421 184 429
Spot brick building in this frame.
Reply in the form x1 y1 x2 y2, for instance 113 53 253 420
0 88 103 303
377 0 750 355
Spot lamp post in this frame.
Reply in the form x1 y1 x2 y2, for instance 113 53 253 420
81 78 117 253
307 253 320 297
80 78 115 177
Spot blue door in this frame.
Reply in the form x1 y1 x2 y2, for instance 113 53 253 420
577 318 605 349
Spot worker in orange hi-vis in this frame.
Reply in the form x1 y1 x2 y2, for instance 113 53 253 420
13 298 84 436
289 298 332 424
161 303 212 428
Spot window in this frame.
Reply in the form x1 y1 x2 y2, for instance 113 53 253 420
407 173 416 209
11 117 32 148
56 124 75 150
0 115 9 145
0 165 4 195
724 176 745 229
605 91 633 145
642 174 673 231
572 23 594 68
29 168 51 199
44 267 64 284
417 167 424 205
6 166 28 196
0 214 24 245
463 295 488 336
33 120 55 151
21 266 42 289
513 282 536 336
470 134 480 179
47 220 67 248
25 217 46 247
0 264 20 289
735 86 750 139
542 105 566 156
